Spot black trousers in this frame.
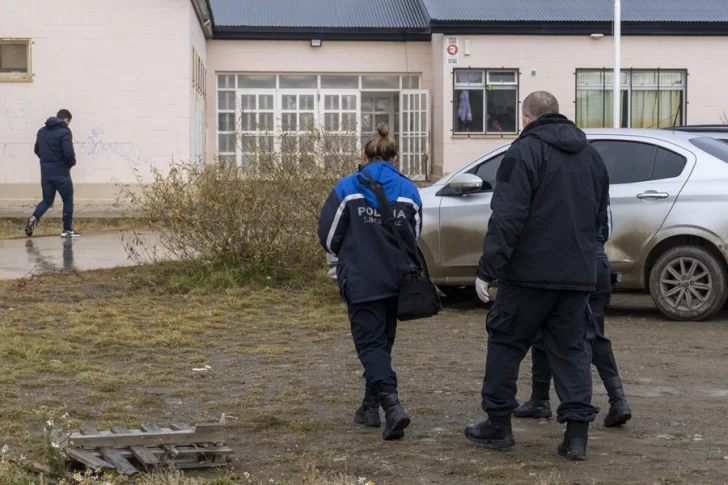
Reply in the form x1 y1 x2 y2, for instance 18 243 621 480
348 296 398 393
530 257 620 396
482 283 598 423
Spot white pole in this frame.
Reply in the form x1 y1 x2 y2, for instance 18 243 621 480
613 0 621 128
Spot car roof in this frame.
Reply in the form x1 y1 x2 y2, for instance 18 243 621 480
581 128 702 145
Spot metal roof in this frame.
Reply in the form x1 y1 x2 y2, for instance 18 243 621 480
209 0 430 29
421 0 728 23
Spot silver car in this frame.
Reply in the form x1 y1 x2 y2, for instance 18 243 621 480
330 129 728 321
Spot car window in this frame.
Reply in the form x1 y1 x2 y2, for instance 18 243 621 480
690 136 728 162
651 147 687 179
591 141 656 184
470 153 504 191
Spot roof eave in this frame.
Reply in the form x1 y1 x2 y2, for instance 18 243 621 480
429 20 728 36
212 26 432 41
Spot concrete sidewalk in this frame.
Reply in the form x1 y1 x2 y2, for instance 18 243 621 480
0 231 161 280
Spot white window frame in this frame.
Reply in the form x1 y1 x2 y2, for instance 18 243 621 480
453 68 519 135
400 89 430 181
237 90 276 165
320 90 361 153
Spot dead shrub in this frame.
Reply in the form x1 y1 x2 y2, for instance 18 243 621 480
118 130 356 281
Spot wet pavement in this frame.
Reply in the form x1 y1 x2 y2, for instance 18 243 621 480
0 231 162 280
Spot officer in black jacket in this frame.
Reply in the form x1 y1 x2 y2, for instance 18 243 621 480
464 92 610 461
515 203 633 428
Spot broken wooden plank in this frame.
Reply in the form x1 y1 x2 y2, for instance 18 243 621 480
193 423 226 444
86 446 234 460
69 429 197 448
67 449 113 470
141 424 179 456
170 422 193 431
99 447 138 476
129 446 159 468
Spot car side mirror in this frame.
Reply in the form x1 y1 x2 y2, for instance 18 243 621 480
444 173 483 196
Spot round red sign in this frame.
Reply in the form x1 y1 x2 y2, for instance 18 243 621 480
446 44 458 56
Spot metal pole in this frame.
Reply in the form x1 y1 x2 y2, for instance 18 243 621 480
613 0 621 128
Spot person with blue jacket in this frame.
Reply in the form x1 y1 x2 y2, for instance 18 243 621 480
318 123 422 441
514 203 633 427
25 109 80 238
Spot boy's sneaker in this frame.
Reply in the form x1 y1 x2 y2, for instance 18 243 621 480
60 229 80 238
25 216 38 237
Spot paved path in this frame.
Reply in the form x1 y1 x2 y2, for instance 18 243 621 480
0 231 162 280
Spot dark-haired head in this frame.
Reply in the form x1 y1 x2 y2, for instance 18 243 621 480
364 123 397 163
56 109 72 124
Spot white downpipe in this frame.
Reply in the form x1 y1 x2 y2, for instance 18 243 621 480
613 0 621 128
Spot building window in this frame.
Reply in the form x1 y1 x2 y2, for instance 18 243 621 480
453 69 518 135
575 69 687 129
0 39 32 81
215 73 429 179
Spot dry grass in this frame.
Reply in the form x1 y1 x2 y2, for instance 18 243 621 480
0 218 151 240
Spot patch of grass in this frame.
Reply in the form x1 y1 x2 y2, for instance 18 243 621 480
0 217 150 240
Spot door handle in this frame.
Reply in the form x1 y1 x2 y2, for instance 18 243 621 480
636 191 669 200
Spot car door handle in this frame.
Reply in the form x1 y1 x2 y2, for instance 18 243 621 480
636 191 669 200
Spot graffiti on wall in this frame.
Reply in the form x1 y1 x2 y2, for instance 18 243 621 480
76 125 146 167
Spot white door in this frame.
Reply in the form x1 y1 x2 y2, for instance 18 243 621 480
400 90 430 181
320 91 360 158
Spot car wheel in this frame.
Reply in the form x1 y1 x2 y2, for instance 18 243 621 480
649 245 728 321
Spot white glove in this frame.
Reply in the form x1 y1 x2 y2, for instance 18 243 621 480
475 278 491 304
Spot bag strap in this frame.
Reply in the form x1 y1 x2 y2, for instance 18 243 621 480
359 171 418 268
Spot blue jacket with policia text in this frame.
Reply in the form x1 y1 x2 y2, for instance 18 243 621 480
318 161 423 304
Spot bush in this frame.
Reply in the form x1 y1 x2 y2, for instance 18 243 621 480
119 130 356 282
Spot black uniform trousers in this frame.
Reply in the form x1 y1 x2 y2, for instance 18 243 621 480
347 296 398 393
530 256 620 393
482 283 598 423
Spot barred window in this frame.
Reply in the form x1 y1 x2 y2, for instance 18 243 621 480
575 69 687 129
0 39 32 81
453 69 519 135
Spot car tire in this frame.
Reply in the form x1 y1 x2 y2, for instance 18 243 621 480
649 245 728 321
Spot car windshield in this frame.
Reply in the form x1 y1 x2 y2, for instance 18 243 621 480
690 136 728 163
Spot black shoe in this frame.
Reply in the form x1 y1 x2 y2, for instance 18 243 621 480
60 229 80 238
25 216 37 237
379 392 410 441
558 421 589 461
464 418 515 450
354 380 381 427
603 377 632 427
514 399 552 419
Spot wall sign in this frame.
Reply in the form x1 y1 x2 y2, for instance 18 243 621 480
446 36 458 65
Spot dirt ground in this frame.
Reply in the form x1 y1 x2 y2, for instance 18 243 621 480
1 268 728 484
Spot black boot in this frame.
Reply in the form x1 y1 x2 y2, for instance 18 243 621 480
603 377 632 428
354 380 381 427
558 421 589 461
379 392 410 441
464 416 515 450
514 379 552 419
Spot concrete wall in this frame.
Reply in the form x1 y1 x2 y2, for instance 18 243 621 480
0 0 195 215
204 39 433 164
435 35 728 175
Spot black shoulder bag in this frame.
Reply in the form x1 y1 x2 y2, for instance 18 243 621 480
359 172 442 321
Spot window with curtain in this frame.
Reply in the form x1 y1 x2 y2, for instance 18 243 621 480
575 69 686 129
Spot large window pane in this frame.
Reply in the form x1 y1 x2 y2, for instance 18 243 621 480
454 89 484 133
218 113 235 132
300 113 315 130
342 95 357 111
324 113 340 131
300 95 315 110
279 75 317 89
282 95 297 110
361 75 399 89
218 133 235 153
402 75 420 89
321 75 359 89
237 74 276 89
486 87 517 133
282 113 297 131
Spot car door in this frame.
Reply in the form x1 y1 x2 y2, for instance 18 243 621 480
589 136 696 274
436 150 506 285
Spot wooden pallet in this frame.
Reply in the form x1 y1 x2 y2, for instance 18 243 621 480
66 422 229 475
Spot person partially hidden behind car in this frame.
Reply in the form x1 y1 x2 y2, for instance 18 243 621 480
465 91 610 461
25 109 80 238
317 123 423 441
